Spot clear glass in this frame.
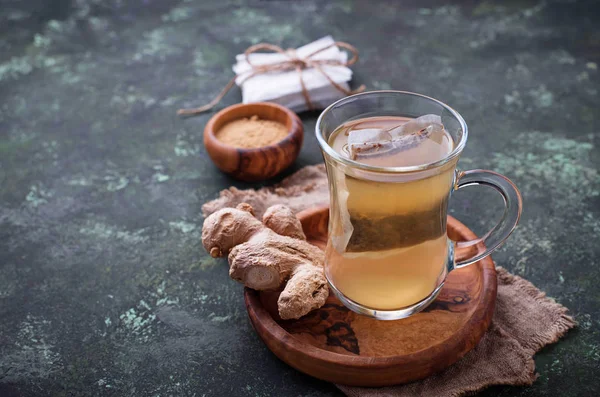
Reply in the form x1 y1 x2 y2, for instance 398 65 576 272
316 91 522 320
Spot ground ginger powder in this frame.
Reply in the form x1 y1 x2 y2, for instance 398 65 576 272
215 115 289 149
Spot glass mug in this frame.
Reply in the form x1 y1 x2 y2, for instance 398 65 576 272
315 91 522 320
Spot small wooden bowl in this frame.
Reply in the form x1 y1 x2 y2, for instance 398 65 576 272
203 103 304 182
245 206 497 387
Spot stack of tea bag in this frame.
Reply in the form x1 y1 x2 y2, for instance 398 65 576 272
232 36 354 112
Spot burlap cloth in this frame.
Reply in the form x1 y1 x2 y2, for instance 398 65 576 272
203 164 576 397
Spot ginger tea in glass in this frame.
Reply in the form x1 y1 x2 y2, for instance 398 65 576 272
316 91 522 320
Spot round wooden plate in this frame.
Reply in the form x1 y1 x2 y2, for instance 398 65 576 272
244 205 497 387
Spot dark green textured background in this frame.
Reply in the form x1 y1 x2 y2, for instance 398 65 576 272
1 0 599 396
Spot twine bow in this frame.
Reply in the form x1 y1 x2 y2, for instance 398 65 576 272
177 41 366 116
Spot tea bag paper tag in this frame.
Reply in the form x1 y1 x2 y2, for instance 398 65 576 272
347 128 393 160
389 114 443 138
347 115 445 160
331 171 353 253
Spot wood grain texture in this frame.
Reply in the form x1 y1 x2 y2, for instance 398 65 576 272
204 102 304 182
245 205 497 387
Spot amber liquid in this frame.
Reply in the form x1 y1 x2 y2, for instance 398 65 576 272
326 116 456 310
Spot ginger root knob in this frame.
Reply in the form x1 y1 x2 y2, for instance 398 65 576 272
262 204 306 240
202 203 328 319
278 264 328 320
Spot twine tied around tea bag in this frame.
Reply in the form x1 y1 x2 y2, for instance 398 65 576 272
177 39 365 116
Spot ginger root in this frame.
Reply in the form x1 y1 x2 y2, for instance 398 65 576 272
202 203 328 319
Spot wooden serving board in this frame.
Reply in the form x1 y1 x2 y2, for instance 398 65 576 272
244 206 497 387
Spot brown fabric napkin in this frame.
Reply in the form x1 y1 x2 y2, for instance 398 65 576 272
203 164 576 397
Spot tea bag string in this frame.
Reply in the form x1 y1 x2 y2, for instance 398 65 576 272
177 41 366 116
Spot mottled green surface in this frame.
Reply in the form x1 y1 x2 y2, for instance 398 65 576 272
1 0 599 396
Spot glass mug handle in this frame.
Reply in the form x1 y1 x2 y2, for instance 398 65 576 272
451 169 523 269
